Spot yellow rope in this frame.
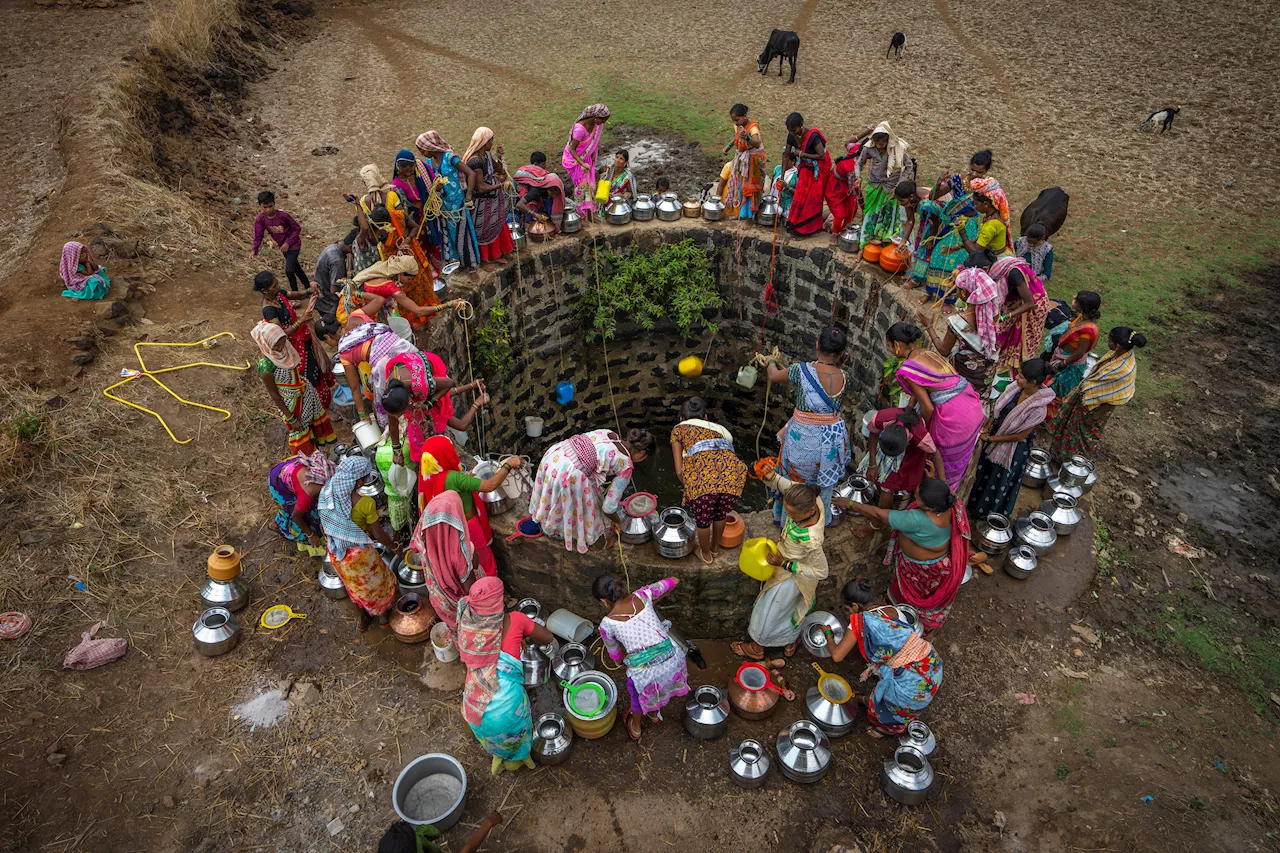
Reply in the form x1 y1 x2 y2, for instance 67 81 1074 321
751 347 781 463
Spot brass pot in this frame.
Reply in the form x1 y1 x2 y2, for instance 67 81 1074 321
727 662 780 720
529 220 557 242
389 592 437 643
682 198 702 218
206 545 242 581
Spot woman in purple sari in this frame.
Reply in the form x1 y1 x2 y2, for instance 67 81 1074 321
887 323 984 491
561 103 609 219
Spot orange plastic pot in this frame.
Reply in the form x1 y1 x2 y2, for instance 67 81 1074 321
861 242 882 263
879 242 909 273
719 511 745 549
206 545 242 581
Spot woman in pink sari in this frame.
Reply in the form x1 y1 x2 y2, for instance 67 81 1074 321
887 323 984 491
562 103 610 218
990 256 1050 371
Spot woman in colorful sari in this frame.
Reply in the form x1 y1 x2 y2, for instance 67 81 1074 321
562 103 610 218
1045 327 1144 461
380 354 460 465
903 171 979 302
783 112 848 237
59 241 110 300
414 434 522 577
411 490 485 634
462 128 516 265
1045 291 1101 419
268 450 335 556
337 256 457 326
824 605 943 737
670 397 748 563
318 456 401 631
354 165 393 274
914 253 1003 400
255 270 335 407
327 313 419 427
607 149 636 199
596 574 690 741
967 359 1056 533
734 465 828 664
965 176 1013 256
990 255 1050 371
888 322 984 491
529 428 656 553
772 165 798 217
721 104 767 219
515 151 566 228
388 149 439 323
764 326 852 525
838 477 969 634
861 408 945 515
252 320 336 455
458 576 553 774
854 121 909 252
414 131 481 269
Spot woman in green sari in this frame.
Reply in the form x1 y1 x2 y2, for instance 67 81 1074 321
901 170 980 304
607 149 636 199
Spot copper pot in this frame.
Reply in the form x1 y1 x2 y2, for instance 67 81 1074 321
727 662 780 720
389 592 437 643
206 545 242 581
529 220 557 242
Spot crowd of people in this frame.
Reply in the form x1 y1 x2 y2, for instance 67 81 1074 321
51 96 1145 793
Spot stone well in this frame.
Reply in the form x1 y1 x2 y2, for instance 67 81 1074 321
426 219 915 638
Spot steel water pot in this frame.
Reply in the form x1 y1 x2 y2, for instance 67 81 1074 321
729 739 771 789
318 556 348 600
974 513 1016 569
655 193 683 222
1040 492 1083 535
756 195 781 227
1004 544 1039 580
396 551 427 589
521 642 551 687
560 203 583 233
552 642 595 683
516 597 543 622
618 511 653 545
1022 448 1053 489
510 221 527 250
881 745 935 805
776 720 832 783
899 721 937 757
684 685 731 740
1058 455 1095 490
652 507 696 559
200 575 249 613
838 224 862 253
193 607 240 657
702 194 726 221
1015 511 1058 556
799 611 844 658
604 194 633 226
632 193 656 221
1043 473 1085 501
804 663 856 737
531 713 574 766
831 475 878 524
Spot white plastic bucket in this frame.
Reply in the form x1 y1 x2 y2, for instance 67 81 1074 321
546 608 593 644
525 416 544 438
430 622 458 662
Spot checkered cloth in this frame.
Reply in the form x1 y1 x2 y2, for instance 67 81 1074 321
63 622 127 670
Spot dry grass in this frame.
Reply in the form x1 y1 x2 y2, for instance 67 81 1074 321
146 0 243 70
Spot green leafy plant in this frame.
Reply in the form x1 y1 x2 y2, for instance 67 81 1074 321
1056 764 1070 781
577 239 722 343
7 410 44 443
473 299 514 379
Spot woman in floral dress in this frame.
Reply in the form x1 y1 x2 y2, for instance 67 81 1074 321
251 320 336 455
671 397 747 563
528 428 656 553
595 574 689 742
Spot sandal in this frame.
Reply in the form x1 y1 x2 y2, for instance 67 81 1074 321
867 727 886 739
772 673 797 702
731 641 765 661
624 710 642 741
783 643 797 658
696 547 714 565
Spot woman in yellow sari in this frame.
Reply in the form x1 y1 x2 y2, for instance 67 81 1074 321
721 104 767 219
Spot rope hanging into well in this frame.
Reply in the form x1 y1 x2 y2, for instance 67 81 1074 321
590 237 623 435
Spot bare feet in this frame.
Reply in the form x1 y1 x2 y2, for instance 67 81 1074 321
357 610 372 632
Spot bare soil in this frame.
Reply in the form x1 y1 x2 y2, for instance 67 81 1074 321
2 1 1279 852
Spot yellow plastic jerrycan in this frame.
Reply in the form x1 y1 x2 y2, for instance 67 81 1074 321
595 179 612 204
739 537 779 582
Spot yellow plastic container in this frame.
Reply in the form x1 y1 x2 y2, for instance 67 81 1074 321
739 537 779 582
595 179 612 204
677 356 704 378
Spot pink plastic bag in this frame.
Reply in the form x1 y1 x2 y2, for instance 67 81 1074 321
63 622 127 670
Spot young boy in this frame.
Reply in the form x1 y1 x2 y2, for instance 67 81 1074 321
652 176 671 197
251 191 307 291
1014 222 1054 280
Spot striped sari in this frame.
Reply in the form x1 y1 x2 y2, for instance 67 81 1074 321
909 175 978 302
895 358 983 490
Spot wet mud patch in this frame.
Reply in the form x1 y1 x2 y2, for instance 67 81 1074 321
601 123 721 198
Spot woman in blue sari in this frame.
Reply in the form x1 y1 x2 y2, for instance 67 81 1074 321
900 170 980 303
824 604 943 737
414 131 481 269
457 577 554 774
765 326 852 526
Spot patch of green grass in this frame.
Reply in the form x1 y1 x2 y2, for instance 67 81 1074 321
1102 736 1118 748
1190 795 1205 811
1084 746 1096 758
1056 763 1070 781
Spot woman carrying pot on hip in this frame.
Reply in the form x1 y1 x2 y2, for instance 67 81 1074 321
823 605 943 738
458 576 555 775
595 574 690 742
671 397 748 564
528 428 657 553
733 460 829 665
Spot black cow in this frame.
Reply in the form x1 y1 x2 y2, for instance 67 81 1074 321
1138 106 1181 133
758 29 800 83
1019 187 1070 239
887 32 906 59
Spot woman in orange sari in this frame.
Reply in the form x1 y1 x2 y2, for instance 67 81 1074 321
388 149 439 328
721 104 767 219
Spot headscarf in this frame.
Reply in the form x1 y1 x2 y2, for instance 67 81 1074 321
410 491 478 630
457 576 506 725
250 320 301 370
60 242 93 292
576 103 610 123
300 450 336 485
391 148 427 203
352 254 417 284
419 434 463 505
953 267 1005 360
968 176 1012 251
461 127 495 167
317 456 375 559
415 131 452 155
871 121 910 177
360 164 391 194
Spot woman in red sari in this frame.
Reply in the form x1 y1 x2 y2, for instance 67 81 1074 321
835 477 969 634
783 112 849 237
255 271 334 407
